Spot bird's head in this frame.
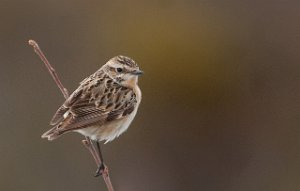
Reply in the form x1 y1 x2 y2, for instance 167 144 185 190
103 55 143 87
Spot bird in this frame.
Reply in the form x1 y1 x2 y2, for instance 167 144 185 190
41 55 143 176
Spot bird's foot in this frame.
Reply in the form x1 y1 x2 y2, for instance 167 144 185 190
94 163 105 177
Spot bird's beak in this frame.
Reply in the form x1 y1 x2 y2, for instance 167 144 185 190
131 70 144 76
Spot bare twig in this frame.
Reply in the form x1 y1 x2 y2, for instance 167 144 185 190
28 39 114 191
28 40 69 99
82 138 114 191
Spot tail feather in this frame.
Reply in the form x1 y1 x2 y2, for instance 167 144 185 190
41 126 62 141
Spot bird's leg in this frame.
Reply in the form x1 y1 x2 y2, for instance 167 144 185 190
94 141 105 177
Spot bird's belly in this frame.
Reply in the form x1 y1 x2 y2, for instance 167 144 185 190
75 109 137 143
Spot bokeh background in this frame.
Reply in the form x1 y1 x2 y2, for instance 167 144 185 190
0 1 300 190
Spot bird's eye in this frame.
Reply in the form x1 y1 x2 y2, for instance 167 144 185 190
116 68 123 73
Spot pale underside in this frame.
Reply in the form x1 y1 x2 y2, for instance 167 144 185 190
75 105 139 143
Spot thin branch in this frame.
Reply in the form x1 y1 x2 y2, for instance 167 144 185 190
28 39 114 191
83 138 114 191
83 137 101 164
28 40 69 99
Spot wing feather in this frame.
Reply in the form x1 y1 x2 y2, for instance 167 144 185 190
49 74 137 134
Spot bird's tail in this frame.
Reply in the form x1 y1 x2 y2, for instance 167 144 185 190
41 126 62 141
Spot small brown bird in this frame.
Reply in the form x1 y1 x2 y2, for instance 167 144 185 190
42 55 143 176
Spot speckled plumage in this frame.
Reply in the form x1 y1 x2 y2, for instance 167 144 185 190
42 56 142 143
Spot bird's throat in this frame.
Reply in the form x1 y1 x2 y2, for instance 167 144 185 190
122 76 138 89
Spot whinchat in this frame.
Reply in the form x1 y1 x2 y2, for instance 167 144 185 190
42 55 143 176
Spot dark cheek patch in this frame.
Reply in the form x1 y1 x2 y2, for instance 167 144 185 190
109 67 117 75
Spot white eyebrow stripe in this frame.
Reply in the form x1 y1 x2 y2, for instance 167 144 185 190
108 63 122 68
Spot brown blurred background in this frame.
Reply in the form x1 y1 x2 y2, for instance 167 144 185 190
0 0 300 190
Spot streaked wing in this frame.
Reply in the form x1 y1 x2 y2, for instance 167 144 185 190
50 71 101 125
50 74 137 134
50 88 83 125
